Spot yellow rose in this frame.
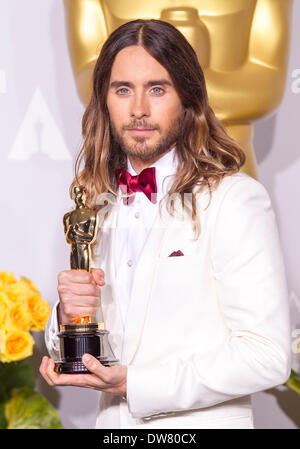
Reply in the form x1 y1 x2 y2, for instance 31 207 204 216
0 328 34 362
6 282 27 305
0 271 17 287
0 279 5 292
0 329 5 354
7 302 31 332
19 276 40 294
0 291 10 327
27 294 51 331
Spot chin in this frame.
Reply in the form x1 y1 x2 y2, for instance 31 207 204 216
125 139 156 153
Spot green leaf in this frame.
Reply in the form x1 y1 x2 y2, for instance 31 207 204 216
5 387 64 429
0 360 35 403
285 369 300 395
0 401 7 429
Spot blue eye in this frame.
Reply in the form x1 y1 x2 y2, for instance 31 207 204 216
116 86 164 95
152 87 163 94
117 88 129 95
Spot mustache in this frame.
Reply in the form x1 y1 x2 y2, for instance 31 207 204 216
123 121 159 131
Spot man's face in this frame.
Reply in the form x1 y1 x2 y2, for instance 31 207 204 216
106 45 184 163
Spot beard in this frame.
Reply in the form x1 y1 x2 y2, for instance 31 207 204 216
109 114 183 163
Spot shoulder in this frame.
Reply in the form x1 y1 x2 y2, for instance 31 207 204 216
196 171 273 224
210 171 272 211
210 171 276 240
215 171 269 197
209 172 283 276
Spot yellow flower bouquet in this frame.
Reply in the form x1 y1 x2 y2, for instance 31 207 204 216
0 272 63 428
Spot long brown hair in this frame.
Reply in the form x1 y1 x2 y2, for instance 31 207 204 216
71 19 246 239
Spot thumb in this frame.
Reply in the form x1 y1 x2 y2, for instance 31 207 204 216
82 353 105 375
91 268 105 285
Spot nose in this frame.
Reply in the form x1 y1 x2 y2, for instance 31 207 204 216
130 91 150 119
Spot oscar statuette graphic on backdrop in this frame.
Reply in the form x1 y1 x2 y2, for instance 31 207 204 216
54 186 118 373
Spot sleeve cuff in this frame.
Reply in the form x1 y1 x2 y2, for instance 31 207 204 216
44 299 61 360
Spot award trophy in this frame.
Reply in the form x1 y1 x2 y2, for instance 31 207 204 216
54 186 118 373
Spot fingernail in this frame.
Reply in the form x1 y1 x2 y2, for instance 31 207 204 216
83 354 91 363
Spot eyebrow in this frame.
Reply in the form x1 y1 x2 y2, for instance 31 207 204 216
109 79 173 89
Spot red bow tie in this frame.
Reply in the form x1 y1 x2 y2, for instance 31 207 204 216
114 167 157 205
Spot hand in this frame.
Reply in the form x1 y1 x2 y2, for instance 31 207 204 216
39 354 127 396
57 268 105 324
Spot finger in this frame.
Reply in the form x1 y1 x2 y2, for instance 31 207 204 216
46 358 77 386
91 268 105 285
95 278 105 286
64 306 99 319
59 289 101 303
46 358 61 385
46 359 97 387
66 283 101 297
58 285 101 302
39 356 48 378
41 357 105 391
64 298 100 310
82 354 110 383
59 270 94 284
39 356 55 386
58 281 98 295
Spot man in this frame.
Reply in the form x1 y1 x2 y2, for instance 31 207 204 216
41 19 291 429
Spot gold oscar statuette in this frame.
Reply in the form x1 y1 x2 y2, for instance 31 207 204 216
54 186 118 374
63 0 293 181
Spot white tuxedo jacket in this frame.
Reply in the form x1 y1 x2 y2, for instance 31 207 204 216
45 172 291 429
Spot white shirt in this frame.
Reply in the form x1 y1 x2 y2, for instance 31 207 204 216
49 146 178 346
114 146 178 326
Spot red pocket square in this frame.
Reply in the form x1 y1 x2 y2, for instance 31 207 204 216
168 250 184 257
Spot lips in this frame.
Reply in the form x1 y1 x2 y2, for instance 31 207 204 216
128 129 155 135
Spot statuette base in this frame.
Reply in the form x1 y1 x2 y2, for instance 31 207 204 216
55 323 118 374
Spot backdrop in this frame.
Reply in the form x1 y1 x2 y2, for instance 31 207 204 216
0 0 299 429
